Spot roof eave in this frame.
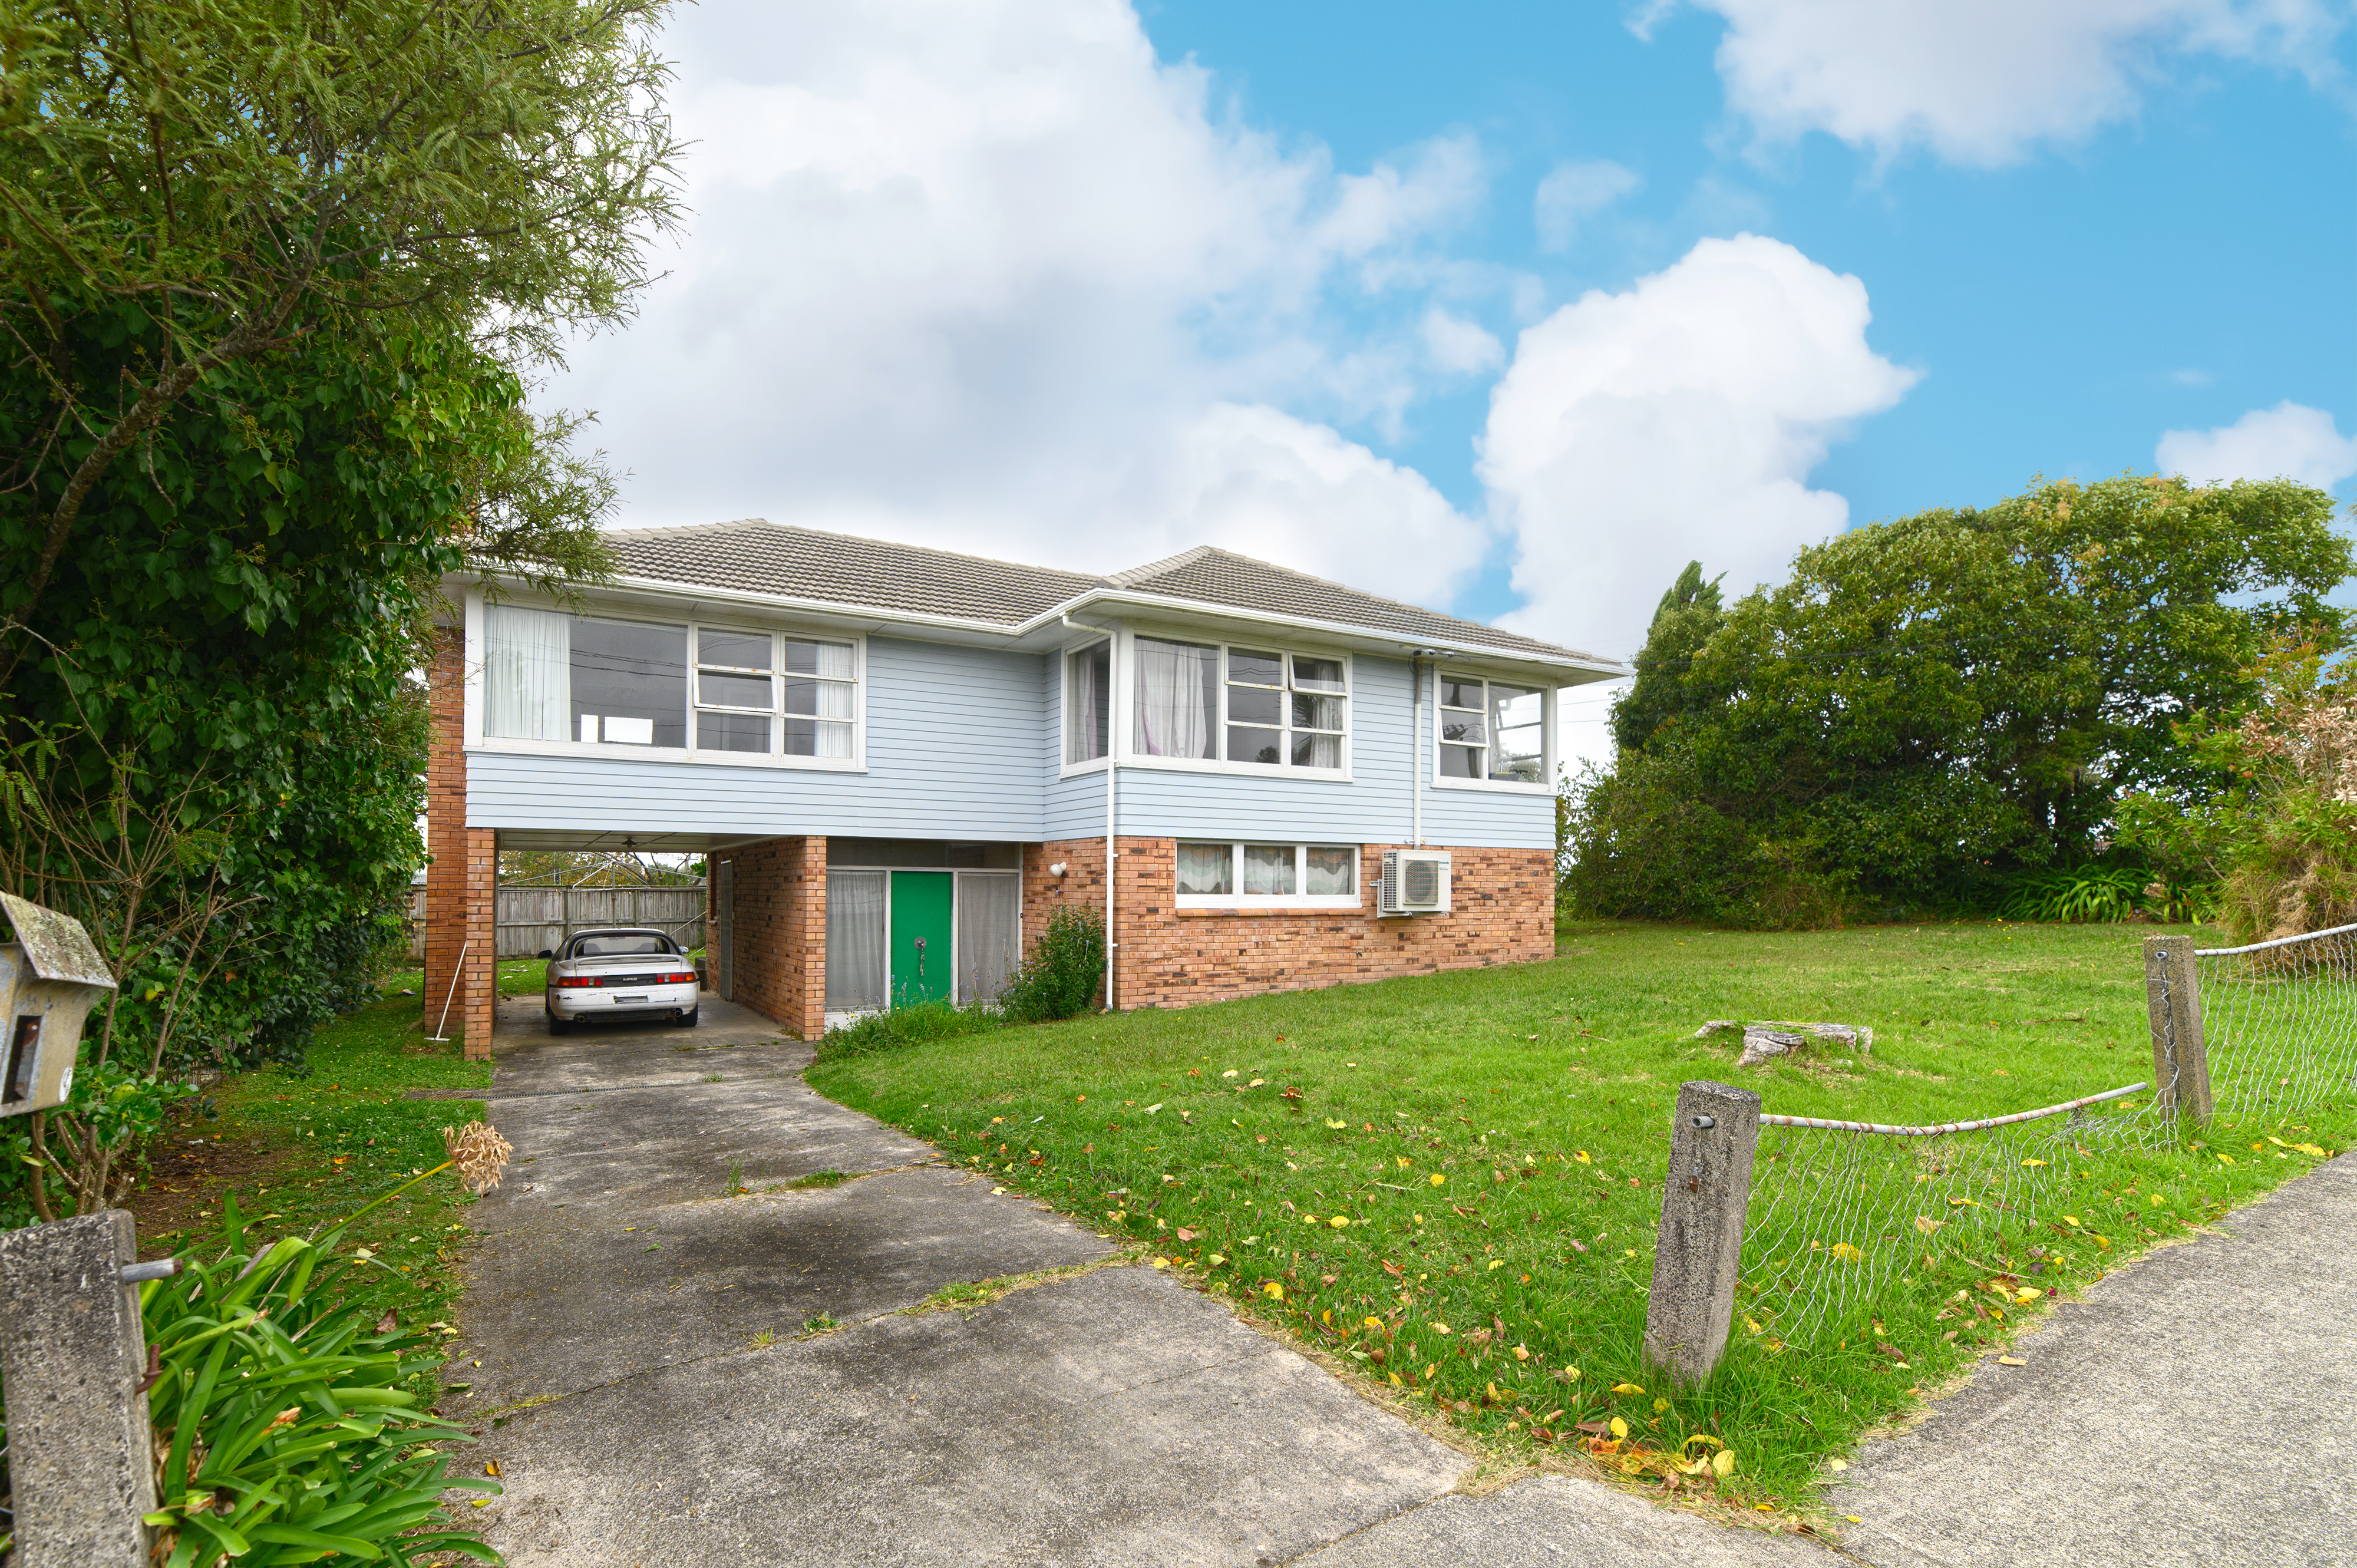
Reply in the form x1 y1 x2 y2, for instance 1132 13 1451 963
1025 589 1631 683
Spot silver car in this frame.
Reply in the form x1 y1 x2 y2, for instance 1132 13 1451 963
540 928 700 1034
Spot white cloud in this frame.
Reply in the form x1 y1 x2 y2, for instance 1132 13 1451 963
1478 233 1919 663
1420 308 1506 375
1534 159 1643 252
1149 404 1487 603
2157 401 2357 488
1653 0 2346 166
550 0 1490 596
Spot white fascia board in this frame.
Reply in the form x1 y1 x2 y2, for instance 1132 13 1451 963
455 570 1034 646
451 572 1633 682
1018 589 1632 685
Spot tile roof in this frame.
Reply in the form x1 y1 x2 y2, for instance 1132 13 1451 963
603 520 1616 667
605 519 1102 626
1105 546 1609 663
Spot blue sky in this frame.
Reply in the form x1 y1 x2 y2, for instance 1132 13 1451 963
1138 0 2357 621
553 0 2357 758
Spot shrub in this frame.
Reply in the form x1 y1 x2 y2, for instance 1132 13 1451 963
998 907 1105 1022
1996 865 2151 923
820 997 1003 1058
115 1198 499 1566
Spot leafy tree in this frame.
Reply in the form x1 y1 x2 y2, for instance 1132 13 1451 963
2118 633 2357 942
0 0 682 1213
1610 559 1725 754
1569 476 2352 925
0 0 681 686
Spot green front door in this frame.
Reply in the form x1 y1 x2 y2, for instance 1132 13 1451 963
889 871 954 1006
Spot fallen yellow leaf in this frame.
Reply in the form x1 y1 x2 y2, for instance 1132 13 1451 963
1364 1317 1386 1331
2015 1288 2039 1303
1826 1457 1847 1472
2022 1158 2047 1168
2061 1216 2081 1227
1998 1355 2026 1366
1325 1119 1348 1129
1610 1382 1645 1395
1264 1282 1285 1300
1652 1398 1670 1414
1830 1242 1866 1262
1913 1216 1943 1234
1207 1253 1225 1265
1329 1216 1351 1229
1151 1257 1168 1269
1610 1416 1629 1439
1513 1343 1531 1361
1429 1173 1447 1186
1487 1258 1505 1269
1574 1150 1592 1164
1432 1321 1451 1334
1712 1450 1737 1477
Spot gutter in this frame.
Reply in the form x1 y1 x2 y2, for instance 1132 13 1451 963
457 570 1631 684
1061 612 1120 1015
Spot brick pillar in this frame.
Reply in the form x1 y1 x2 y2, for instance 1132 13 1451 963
785 836 827 1040
424 626 497 1058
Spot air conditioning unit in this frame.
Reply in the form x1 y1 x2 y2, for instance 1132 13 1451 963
1378 849 1451 915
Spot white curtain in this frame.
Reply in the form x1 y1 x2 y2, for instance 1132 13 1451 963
955 873 1022 1005
1134 638 1214 758
1066 644 1106 763
826 871 887 1011
486 606 569 740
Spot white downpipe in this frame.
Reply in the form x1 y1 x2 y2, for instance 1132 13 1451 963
1061 612 1120 1014
1411 656 1426 849
1105 741 1118 1014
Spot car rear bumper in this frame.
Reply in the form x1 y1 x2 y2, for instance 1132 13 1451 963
548 984 700 1021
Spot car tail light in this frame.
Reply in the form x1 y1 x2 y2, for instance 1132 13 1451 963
556 977 599 988
660 972 696 985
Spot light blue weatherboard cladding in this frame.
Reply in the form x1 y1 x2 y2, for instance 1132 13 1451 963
466 636 1048 840
1105 655 1555 851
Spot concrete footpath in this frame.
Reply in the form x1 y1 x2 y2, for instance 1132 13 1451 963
446 996 2356 1566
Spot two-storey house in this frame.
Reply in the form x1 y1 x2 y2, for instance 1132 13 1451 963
421 520 1627 1055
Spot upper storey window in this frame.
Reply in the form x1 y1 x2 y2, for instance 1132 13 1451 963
1065 641 1111 765
483 605 856 761
1132 636 1348 773
1437 672 1544 783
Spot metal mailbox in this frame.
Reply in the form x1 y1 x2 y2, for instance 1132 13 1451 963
0 893 118 1118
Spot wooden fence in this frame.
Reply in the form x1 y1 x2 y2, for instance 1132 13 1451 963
406 882 707 959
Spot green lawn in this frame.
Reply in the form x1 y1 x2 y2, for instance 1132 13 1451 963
807 919 2356 1514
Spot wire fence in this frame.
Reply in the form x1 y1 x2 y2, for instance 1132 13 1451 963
1728 927 2357 1348
2193 922 2357 1123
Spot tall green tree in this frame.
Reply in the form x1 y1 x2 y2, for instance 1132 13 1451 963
0 0 681 686
1565 475 2352 925
1610 559 1725 753
0 0 681 1214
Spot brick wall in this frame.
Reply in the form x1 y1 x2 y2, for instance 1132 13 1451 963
709 837 827 1039
1024 836 1552 1011
423 626 496 1058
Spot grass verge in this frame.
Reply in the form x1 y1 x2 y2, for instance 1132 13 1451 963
806 918 2355 1513
130 982 494 1355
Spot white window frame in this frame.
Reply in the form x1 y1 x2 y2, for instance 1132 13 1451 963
1059 634 1114 777
1173 841 1364 910
1431 669 1554 794
462 590 867 772
1118 625 1354 780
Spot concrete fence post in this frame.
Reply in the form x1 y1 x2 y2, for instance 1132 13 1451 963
2143 933 2214 1126
1643 1081 1762 1388
0 1210 159 1566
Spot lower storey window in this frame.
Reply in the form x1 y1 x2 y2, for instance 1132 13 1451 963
1176 841 1359 907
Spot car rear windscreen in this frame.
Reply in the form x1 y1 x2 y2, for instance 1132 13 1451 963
572 935 674 957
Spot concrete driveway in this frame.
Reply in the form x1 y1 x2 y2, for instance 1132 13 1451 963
450 995 1496 1566
453 995 2355 1566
